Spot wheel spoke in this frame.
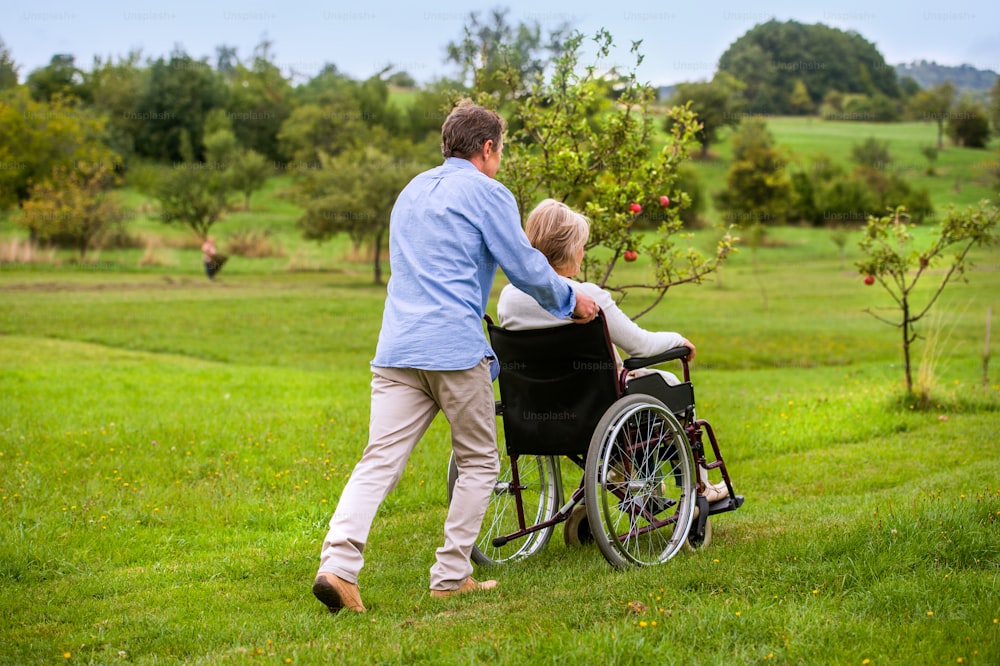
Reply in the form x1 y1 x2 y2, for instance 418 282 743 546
450 451 558 565
586 397 695 567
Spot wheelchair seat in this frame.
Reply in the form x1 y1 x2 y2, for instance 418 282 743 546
623 372 695 417
488 313 696 457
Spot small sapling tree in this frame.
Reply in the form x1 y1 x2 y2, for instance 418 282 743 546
856 202 998 398
294 131 432 284
228 149 271 210
155 163 229 240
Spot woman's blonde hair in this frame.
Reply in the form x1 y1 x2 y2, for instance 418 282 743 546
525 199 590 272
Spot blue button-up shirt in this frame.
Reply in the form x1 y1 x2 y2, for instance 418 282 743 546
372 158 576 371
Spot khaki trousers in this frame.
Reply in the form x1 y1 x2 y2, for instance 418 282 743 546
318 358 499 590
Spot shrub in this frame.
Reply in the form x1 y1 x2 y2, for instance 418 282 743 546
815 173 879 224
836 93 900 122
225 229 285 258
790 138 935 226
851 137 891 170
0 239 58 265
714 118 793 225
947 97 992 148
137 236 174 267
788 166 824 225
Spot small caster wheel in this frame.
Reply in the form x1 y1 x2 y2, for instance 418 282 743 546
564 503 594 546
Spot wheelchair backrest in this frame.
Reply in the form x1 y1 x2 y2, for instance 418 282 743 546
487 315 621 457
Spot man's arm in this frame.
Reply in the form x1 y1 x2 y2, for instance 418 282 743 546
479 186 580 319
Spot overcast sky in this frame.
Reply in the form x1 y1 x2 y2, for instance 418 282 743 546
3 0 998 86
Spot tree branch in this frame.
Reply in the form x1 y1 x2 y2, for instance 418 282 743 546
863 307 902 328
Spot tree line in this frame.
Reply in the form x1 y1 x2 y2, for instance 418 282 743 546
0 14 997 276
0 32 458 262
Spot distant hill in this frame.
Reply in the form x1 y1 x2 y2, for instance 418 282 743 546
657 85 677 101
895 61 998 90
716 20 901 115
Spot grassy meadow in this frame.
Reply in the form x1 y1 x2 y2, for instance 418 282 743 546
1 118 999 665
687 116 999 220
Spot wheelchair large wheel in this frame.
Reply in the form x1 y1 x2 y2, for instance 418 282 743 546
584 394 697 567
447 452 559 566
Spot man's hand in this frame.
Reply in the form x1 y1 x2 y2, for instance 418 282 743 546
570 291 599 324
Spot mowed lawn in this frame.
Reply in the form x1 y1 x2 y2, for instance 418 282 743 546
1 116 999 664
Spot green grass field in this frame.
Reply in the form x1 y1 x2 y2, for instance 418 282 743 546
1 118 999 665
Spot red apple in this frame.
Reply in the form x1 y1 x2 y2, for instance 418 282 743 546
660 195 670 207
624 250 638 262
864 275 875 285
629 202 642 214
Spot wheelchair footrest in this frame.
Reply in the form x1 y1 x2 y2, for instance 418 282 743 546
707 494 744 516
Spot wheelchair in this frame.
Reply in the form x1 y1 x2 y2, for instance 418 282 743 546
447 312 743 568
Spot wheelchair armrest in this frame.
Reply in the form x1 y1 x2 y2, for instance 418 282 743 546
623 346 691 371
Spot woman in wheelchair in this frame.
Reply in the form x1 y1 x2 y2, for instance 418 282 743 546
497 198 728 503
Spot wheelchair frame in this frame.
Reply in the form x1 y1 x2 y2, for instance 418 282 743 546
447 312 743 568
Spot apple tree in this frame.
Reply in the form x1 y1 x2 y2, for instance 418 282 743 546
18 162 128 260
472 29 734 319
906 81 955 150
293 130 435 284
155 162 229 240
856 202 998 397
666 72 745 158
201 109 270 211
228 149 270 210
0 87 118 209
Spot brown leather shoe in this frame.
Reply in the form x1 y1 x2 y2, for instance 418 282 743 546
313 572 366 613
429 577 498 598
